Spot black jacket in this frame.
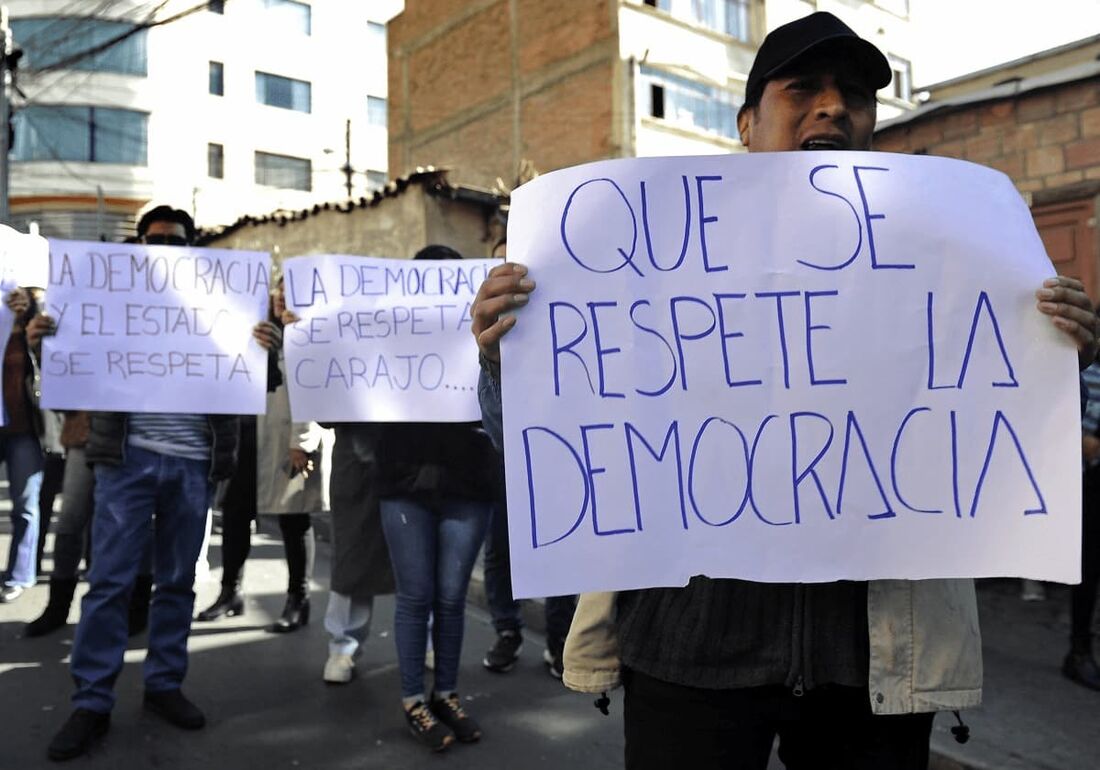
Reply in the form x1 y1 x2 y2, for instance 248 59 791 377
86 412 241 482
374 422 499 504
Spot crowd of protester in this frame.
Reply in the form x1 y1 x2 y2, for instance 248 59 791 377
0 205 570 761
0 11 1098 769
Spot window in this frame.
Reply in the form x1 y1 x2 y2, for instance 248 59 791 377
367 96 387 127
209 61 224 96
208 0 225 12
887 54 912 102
641 66 739 139
208 143 224 178
366 170 387 191
255 72 311 112
12 105 147 164
255 151 311 191
263 0 311 35
647 0 750 42
11 17 147 76
368 21 386 49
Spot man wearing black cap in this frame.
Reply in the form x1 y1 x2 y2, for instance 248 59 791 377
470 11 1100 770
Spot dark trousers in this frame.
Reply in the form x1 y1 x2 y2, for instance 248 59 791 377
36 451 66 572
482 466 576 647
218 419 257 590
623 669 934 770
1072 467 1100 652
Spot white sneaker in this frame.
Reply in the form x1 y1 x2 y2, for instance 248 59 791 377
323 653 355 684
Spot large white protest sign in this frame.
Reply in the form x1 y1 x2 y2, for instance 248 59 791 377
41 241 271 414
502 152 1082 598
283 255 494 422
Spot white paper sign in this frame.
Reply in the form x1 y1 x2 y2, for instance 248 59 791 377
0 223 49 288
40 240 271 414
502 152 1082 599
282 255 495 422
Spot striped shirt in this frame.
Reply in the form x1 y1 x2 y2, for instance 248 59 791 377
128 413 211 462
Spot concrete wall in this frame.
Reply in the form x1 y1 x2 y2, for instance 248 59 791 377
205 185 495 263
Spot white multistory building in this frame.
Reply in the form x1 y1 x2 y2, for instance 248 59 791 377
621 0 917 158
6 0 403 240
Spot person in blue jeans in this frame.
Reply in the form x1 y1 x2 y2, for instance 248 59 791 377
44 206 253 762
0 287 46 604
376 245 499 753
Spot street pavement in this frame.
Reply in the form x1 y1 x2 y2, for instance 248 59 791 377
0 519 624 769
2 515 1099 769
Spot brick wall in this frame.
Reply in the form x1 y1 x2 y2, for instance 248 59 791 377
388 0 620 189
874 77 1100 194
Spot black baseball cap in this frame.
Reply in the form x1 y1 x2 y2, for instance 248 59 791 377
742 12 891 111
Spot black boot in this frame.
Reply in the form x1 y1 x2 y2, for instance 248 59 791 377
26 577 78 638
128 574 153 637
267 593 310 633
1063 650 1100 691
195 585 243 621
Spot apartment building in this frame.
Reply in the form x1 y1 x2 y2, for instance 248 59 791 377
387 0 917 189
6 0 402 240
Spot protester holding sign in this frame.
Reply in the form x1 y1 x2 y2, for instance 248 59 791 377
0 287 46 605
471 13 1100 770
47 206 250 762
373 245 498 752
478 237 577 679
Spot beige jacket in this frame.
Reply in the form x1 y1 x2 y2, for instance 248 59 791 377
563 578 982 715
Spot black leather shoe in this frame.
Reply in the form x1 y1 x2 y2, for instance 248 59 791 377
47 709 110 761
267 594 310 633
143 689 206 730
1063 651 1100 691
195 589 243 621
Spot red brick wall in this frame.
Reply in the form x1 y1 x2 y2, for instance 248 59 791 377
874 78 1100 194
388 0 620 189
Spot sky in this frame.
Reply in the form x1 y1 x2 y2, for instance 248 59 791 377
911 0 1100 86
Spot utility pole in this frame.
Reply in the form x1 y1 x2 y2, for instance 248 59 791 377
342 118 353 199
0 6 12 224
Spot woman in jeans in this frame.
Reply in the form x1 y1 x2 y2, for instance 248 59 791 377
377 245 498 752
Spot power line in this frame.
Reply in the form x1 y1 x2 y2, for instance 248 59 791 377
24 0 222 76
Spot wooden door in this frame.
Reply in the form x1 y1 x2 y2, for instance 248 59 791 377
1032 197 1098 301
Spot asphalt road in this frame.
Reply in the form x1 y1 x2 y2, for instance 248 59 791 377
0 523 625 770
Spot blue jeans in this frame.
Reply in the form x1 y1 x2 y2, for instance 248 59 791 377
71 446 212 713
1 433 44 587
483 488 576 648
380 497 491 699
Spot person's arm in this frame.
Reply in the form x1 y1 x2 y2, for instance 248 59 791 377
478 358 504 453
471 262 535 453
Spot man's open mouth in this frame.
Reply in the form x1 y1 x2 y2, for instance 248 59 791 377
800 137 848 150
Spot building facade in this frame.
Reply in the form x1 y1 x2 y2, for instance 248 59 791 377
6 0 402 240
874 37 1100 297
387 0 917 189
